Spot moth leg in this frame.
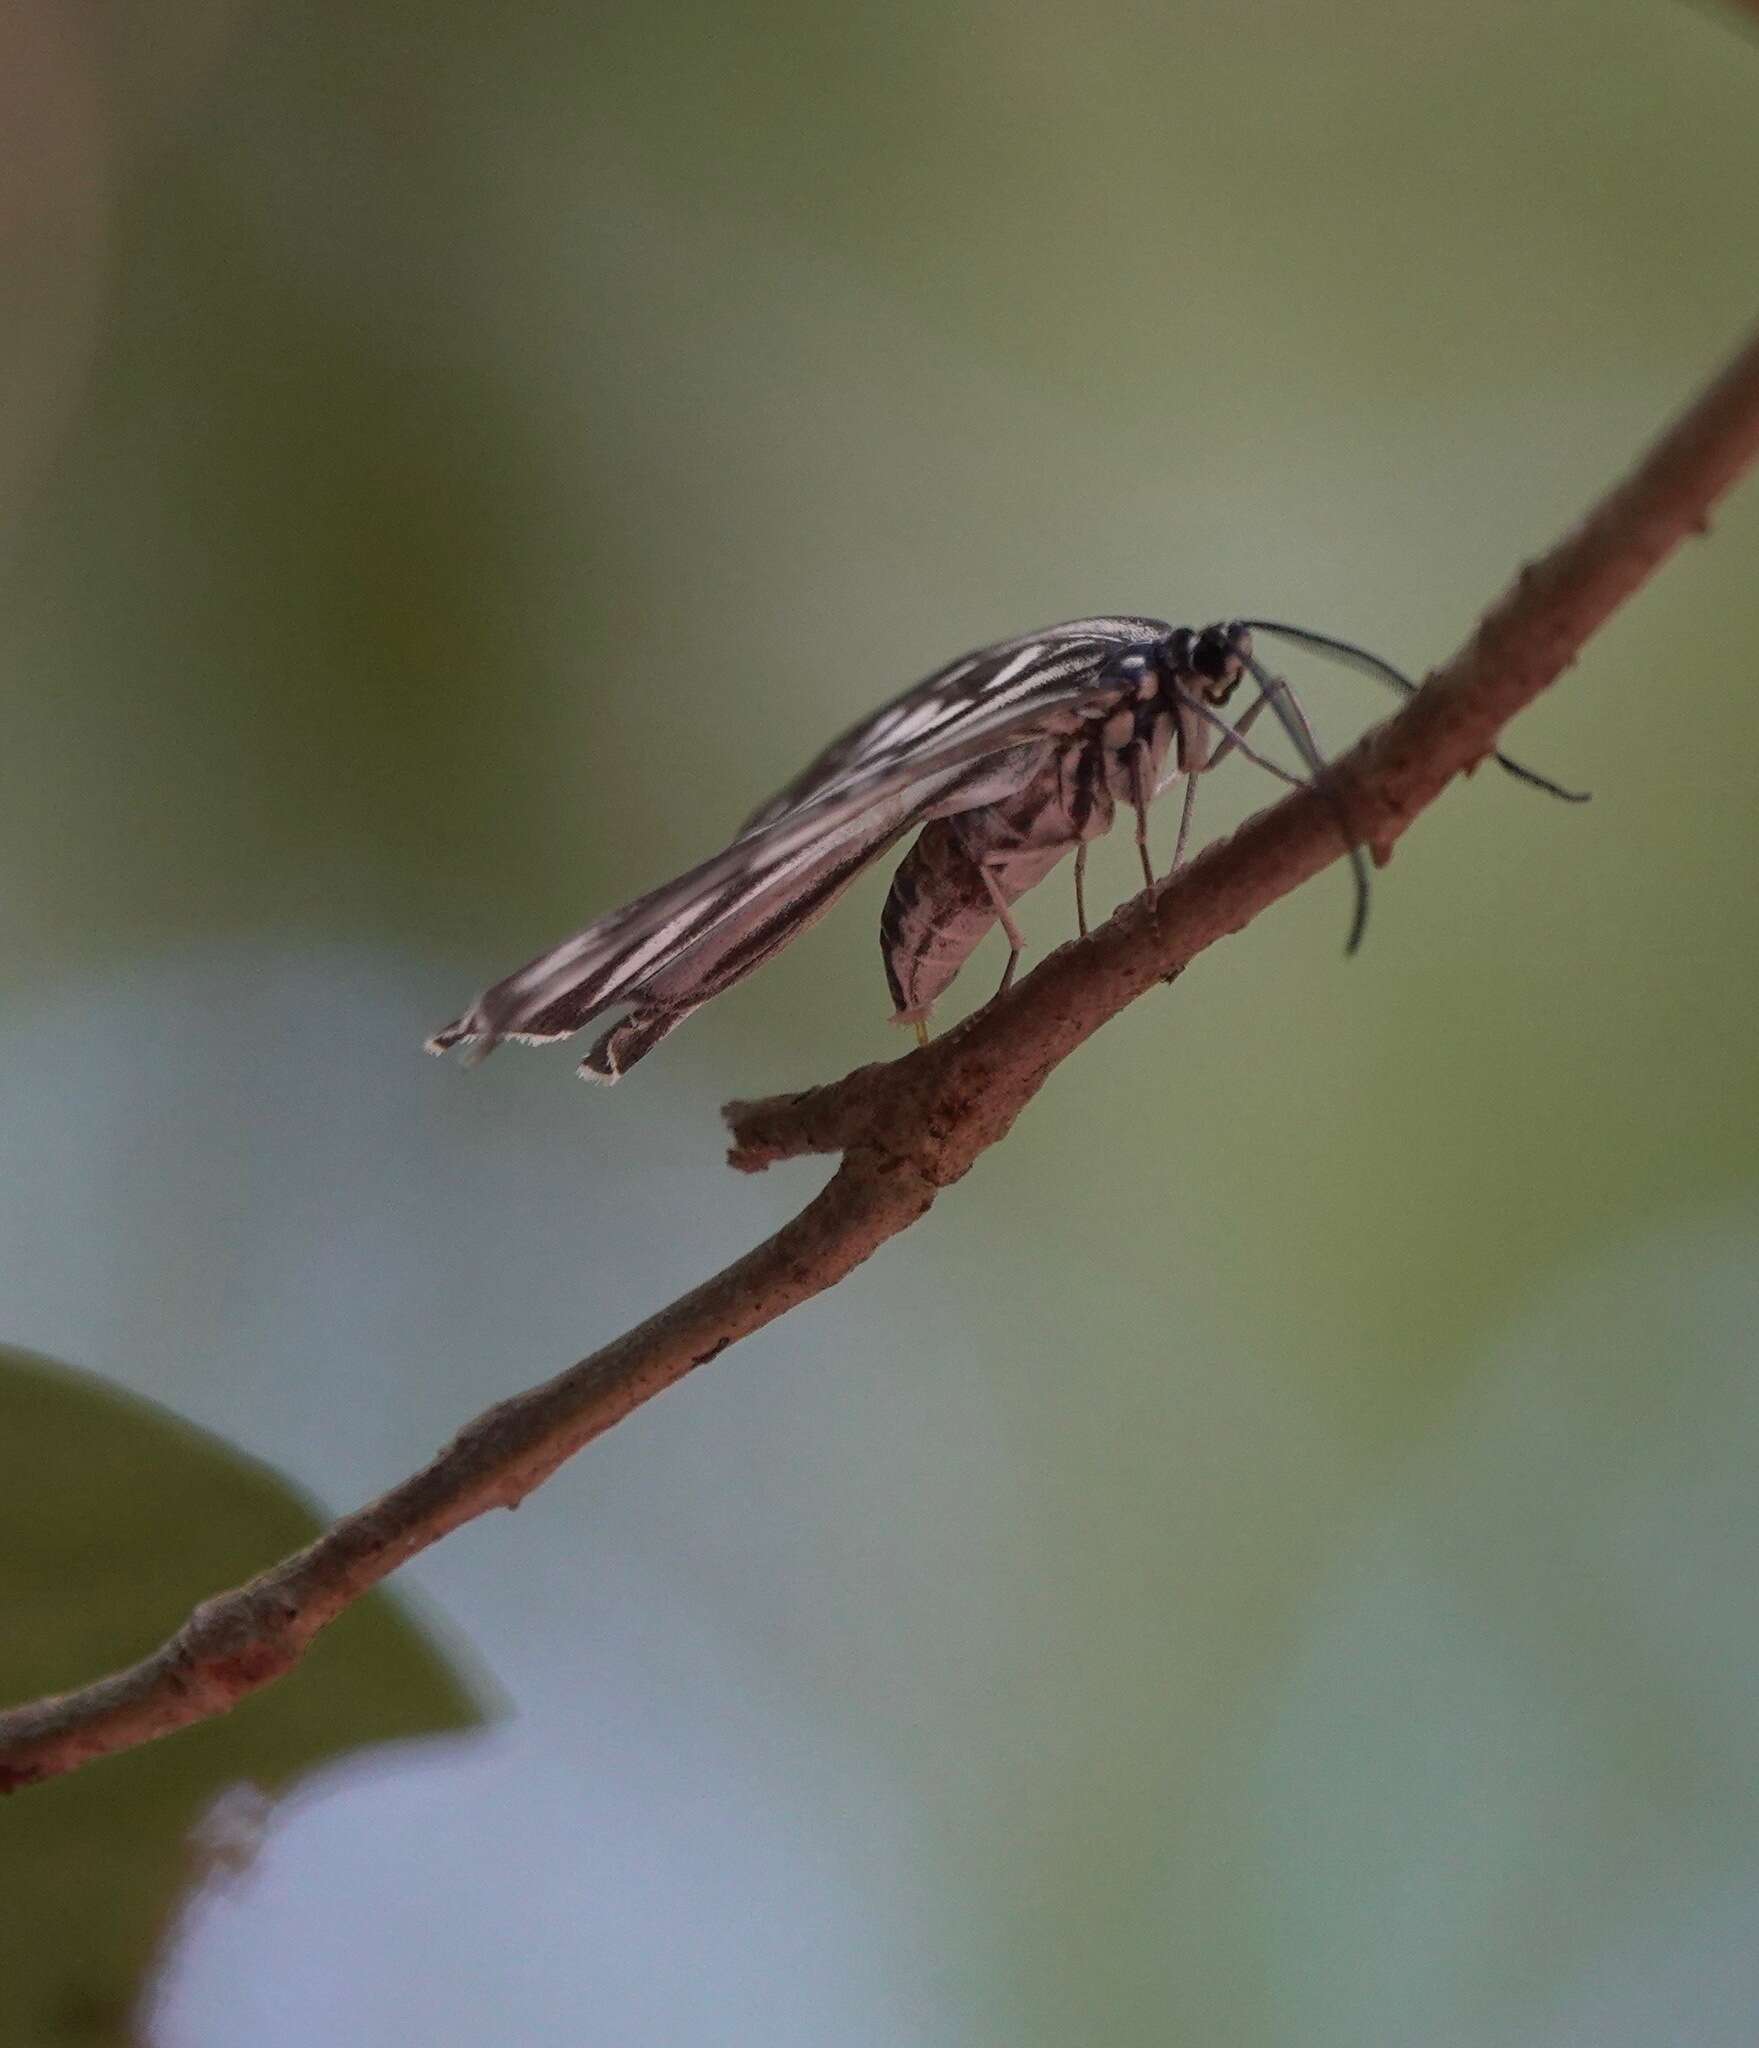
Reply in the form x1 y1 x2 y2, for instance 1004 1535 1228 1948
1174 683 1306 790
1074 843 1090 938
978 863 1028 1000
1129 742 1155 892
1202 686 1271 773
912 1018 930 1049
1170 771 1201 873
1239 656 1372 954
1154 774 1209 988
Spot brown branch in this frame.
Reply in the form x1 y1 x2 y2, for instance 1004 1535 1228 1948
6 320 1759 1793
731 320 1759 1172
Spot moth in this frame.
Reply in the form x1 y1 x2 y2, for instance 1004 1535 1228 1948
428 616 1582 1082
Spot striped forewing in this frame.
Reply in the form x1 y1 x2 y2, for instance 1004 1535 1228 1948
456 776 961 1049
741 615 1168 832
431 618 1165 1055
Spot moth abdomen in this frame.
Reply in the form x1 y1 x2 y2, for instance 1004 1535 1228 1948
882 744 1111 1024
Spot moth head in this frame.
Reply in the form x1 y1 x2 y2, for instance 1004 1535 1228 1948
1190 620 1253 704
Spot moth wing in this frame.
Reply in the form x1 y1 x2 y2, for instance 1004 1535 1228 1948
429 774 953 1058
428 758 988 1060
740 615 1168 833
429 620 1162 1063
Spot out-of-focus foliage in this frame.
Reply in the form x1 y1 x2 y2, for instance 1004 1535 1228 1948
1 0 1757 2041
0 1349 478 2046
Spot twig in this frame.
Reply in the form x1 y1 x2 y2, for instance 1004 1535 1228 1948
730 320 1759 1172
5 320 1759 1792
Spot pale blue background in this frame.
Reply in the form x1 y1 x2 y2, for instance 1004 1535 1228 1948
3 1 1758 2040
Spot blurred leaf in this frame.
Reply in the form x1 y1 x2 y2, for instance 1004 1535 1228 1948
0 1346 480 2047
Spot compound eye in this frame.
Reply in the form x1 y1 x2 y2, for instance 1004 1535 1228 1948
1185 625 1229 686
1186 624 1223 673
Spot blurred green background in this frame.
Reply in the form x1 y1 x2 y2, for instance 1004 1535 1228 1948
3 0 1758 2042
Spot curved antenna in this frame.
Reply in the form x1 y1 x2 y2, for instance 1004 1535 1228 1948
1239 620 1591 803
1240 656 1373 956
